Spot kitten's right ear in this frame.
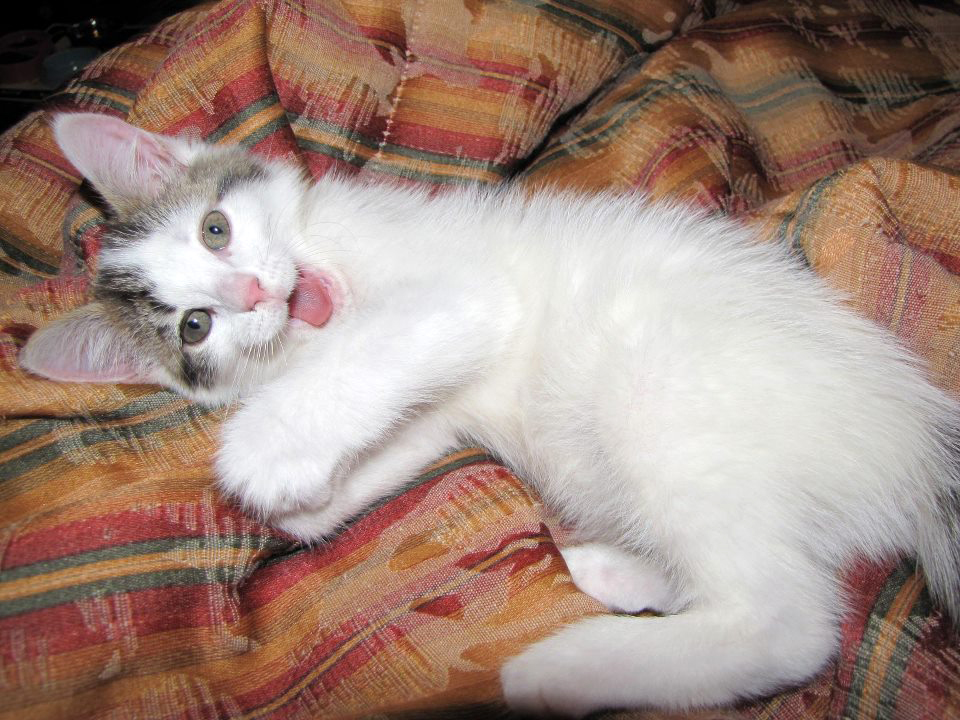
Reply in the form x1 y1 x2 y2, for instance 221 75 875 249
20 303 163 385
52 113 196 215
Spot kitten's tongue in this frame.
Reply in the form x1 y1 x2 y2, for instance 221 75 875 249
288 269 333 327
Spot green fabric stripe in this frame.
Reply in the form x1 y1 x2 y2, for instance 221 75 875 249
916 109 960 161
70 216 103 238
296 137 369 170
291 114 386 153
526 69 956 176
0 567 240 619
73 79 139 100
0 255 41 280
730 82 851 117
0 392 182 455
365 157 501 186
874 567 932 719
549 0 652 51
366 448 497 513
418 450 496 483
0 422 59 455
0 227 59 276
0 443 63 486
206 94 281 145
0 402 213 487
816 76 956 108
843 561 918 719
778 171 845 259
522 78 685 175
64 198 106 251
296 137 502 185
241 114 288 148
0 534 287 583
384 142 510 174
512 0 642 56
719 75 956 114
46 89 131 115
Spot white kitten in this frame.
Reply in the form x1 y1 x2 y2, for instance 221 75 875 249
21 113 960 716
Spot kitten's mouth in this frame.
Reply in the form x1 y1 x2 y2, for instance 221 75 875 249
287 269 334 327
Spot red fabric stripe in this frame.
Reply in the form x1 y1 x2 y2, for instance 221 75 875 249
4 506 262 569
0 583 239 656
385 121 505 160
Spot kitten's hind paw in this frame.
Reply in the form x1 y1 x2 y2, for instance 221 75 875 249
500 636 609 718
560 543 686 614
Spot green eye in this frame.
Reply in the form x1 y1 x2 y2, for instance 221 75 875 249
180 309 212 344
201 210 230 250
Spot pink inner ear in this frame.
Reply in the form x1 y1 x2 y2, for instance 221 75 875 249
99 122 169 158
33 351 149 384
20 336 155 384
132 133 178 182
53 113 186 203
18 303 160 386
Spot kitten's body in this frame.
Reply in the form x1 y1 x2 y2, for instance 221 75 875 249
22 114 960 716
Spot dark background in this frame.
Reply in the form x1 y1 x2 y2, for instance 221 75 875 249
1 0 200 130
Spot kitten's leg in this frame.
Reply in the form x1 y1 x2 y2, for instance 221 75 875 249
560 543 688 614
273 410 458 542
216 280 505 521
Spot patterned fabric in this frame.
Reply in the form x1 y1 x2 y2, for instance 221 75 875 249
2 0 960 717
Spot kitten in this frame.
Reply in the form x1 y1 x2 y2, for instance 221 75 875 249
21 113 960 716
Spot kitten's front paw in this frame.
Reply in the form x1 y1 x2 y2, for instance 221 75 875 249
216 406 336 519
272 504 353 543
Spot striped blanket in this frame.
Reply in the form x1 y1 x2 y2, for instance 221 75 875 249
2 1 960 717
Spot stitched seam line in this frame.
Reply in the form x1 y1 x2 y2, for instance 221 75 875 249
371 0 425 164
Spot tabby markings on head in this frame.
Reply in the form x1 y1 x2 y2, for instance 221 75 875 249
91 147 269 391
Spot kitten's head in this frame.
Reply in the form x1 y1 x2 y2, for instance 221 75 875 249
20 113 335 406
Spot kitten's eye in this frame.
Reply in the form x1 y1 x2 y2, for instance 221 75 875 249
180 309 212 344
201 210 230 250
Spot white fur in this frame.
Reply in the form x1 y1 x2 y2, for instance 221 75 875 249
22 116 960 716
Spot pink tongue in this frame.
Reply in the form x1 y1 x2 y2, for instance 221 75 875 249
288 269 333 327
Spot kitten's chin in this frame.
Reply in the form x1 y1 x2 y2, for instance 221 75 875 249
164 376 241 408
185 388 237 408
242 300 292 345
177 358 285 407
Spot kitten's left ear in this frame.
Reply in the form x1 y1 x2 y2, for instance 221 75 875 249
19 303 166 385
52 113 197 215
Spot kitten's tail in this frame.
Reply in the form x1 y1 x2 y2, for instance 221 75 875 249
916 471 960 626
893 374 960 628
501 600 839 716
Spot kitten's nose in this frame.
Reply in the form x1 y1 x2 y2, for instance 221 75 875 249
221 273 270 311
240 275 269 311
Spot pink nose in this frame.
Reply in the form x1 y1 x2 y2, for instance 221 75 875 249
240 275 269 311
220 273 270 312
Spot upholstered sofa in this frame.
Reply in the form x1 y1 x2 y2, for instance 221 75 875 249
2 1 959 717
